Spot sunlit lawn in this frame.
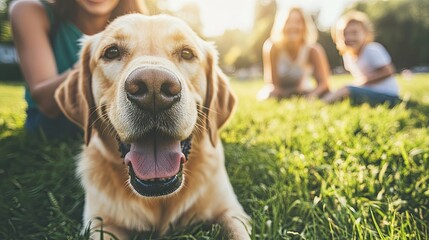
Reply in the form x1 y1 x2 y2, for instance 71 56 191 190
0 74 428 239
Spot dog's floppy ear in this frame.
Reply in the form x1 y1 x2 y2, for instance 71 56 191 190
204 43 237 147
55 38 96 145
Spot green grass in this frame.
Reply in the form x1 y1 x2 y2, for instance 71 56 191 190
1 74 428 239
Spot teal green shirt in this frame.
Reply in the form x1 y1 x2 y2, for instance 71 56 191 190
25 1 83 109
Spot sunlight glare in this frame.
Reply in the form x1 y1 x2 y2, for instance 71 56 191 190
163 0 357 36
276 0 356 30
198 0 256 37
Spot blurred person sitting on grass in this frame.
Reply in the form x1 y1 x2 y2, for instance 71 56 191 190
9 0 147 139
257 7 331 100
323 11 401 107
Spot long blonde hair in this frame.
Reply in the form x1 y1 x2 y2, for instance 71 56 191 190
270 7 318 45
332 11 374 55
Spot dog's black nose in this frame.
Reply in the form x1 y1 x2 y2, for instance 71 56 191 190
125 67 181 112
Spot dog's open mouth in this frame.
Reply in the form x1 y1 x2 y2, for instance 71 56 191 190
121 132 190 197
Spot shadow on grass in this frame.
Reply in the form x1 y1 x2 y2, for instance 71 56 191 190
406 100 429 115
404 100 429 128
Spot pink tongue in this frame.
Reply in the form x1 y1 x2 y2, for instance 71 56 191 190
124 135 186 180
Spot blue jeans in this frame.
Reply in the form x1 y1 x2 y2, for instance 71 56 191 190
25 108 82 139
347 86 402 107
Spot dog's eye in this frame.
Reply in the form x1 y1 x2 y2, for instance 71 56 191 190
104 46 120 59
180 48 195 60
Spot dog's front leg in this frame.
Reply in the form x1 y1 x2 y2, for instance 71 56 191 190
83 194 133 240
87 222 131 240
218 211 251 240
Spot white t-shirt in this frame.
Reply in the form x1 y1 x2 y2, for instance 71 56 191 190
343 42 399 96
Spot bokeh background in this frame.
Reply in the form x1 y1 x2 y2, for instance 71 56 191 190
1 0 429 80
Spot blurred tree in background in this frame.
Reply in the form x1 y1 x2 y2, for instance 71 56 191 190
212 0 277 71
212 0 341 73
354 0 429 70
0 0 13 43
215 0 429 73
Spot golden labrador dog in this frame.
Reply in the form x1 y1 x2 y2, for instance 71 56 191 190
55 14 250 239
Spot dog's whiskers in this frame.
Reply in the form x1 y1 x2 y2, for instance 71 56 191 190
190 110 207 136
88 105 108 128
199 104 220 116
88 104 119 138
197 105 215 132
193 119 206 136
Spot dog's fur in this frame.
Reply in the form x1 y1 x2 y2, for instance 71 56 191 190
55 14 250 239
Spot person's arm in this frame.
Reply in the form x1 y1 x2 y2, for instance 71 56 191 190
358 43 396 86
262 39 282 96
262 39 274 83
359 64 396 86
307 43 330 98
10 0 73 118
